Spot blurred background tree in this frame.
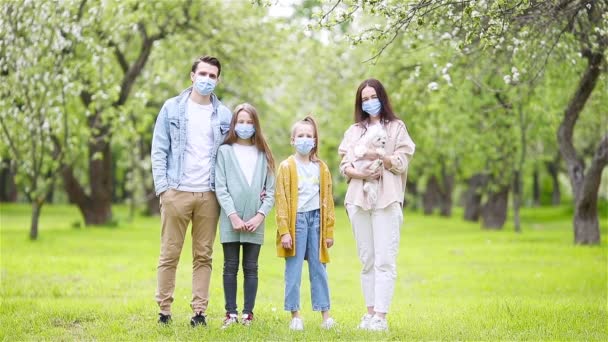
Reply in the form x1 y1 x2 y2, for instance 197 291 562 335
1 0 605 244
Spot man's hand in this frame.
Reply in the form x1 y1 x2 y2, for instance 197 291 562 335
260 189 266 201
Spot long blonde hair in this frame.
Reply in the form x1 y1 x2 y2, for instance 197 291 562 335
224 103 276 172
291 115 320 162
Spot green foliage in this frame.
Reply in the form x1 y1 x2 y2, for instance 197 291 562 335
0 203 606 340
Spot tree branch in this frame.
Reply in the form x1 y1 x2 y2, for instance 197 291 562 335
109 40 129 74
0 116 22 161
113 22 167 107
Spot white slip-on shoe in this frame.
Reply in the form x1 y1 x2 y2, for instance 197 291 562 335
368 315 388 332
320 317 337 329
289 317 304 331
358 313 373 330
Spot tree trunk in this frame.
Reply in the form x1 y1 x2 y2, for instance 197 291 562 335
0 158 17 202
557 49 606 245
404 178 418 210
512 171 522 233
62 126 113 225
30 200 43 240
572 135 607 244
545 155 561 205
482 186 509 229
438 174 454 217
145 190 160 215
423 175 441 215
463 174 485 222
532 167 541 207
138 135 160 216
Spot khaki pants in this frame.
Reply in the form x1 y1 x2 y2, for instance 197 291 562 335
155 189 220 315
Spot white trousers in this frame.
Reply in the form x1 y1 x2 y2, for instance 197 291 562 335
346 202 403 314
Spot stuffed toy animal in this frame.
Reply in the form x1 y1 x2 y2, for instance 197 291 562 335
352 125 387 206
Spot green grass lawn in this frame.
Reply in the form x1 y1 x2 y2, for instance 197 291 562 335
1 203 606 340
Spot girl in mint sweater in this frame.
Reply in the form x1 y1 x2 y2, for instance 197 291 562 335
214 103 276 328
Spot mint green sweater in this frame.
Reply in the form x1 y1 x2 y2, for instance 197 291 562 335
214 144 276 244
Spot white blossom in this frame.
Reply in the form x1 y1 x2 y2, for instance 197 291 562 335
427 82 439 91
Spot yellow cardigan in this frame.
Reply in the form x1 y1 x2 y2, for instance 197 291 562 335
275 156 335 263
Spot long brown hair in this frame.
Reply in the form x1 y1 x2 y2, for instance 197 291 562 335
354 78 399 123
291 115 320 162
224 103 275 172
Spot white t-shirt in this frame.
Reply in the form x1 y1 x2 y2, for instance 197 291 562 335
178 98 214 192
296 159 320 212
232 143 258 186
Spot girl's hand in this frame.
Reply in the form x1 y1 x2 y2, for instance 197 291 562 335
281 233 293 249
325 238 334 248
245 213 265 232
229 213 247 231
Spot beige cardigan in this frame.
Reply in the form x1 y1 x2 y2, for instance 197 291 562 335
338 120 415 210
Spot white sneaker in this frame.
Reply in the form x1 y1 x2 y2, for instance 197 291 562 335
221 313 238 329
289 317 304 331
241 313 253 326
320 317 337 329
368 315 388 331
358 313 373 330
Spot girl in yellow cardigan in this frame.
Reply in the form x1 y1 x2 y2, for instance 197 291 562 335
275 116 336 331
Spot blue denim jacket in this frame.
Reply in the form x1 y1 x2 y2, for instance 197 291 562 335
151 87 232 196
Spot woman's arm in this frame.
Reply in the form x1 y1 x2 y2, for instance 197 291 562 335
385 121 415 174
343 165 382 180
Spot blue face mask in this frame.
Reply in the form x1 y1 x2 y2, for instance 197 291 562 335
235 123 255 139
194 76 216 96
293 137 315 155
362 98 381 116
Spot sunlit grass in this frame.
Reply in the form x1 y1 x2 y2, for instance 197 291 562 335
0 203 606 340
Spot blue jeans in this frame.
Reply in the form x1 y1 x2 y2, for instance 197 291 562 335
284 209 330 311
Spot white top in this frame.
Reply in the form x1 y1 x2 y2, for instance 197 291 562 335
232 143 258 186
178 99 214 192
295 159 320 212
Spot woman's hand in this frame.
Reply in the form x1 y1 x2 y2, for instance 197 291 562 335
245 213 265 232
229 213 247 231
325 238 334 248
281 233 293 249
363 149 382 160
346 166 382 181
382 155 393 170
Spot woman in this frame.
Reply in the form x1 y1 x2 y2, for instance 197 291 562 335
338 78 415 332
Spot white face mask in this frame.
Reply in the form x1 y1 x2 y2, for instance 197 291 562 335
362 98 381 116
194 76 216 95
294 137 315 154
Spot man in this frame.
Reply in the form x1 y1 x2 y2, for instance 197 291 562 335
151 55 232 326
